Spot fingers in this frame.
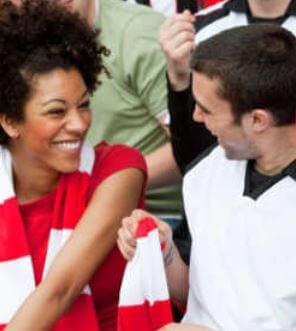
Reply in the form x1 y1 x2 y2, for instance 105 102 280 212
117 209 173 261
117 209 153 260
117 231 136 261
157 220 173 253
159 11 195 55
131 209 173 252
159 11 195 89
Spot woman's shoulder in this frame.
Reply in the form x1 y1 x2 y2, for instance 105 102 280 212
90 141 147 186
94 141 145 165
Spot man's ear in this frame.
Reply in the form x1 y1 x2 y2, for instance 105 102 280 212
248 109 274 133
0 114 20 139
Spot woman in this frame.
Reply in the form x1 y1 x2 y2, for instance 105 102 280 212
0 0 146 330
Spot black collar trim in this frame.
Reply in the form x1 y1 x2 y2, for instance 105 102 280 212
282 158 296 180
244 158 296 200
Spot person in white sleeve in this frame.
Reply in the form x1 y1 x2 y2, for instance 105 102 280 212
118 24 296 331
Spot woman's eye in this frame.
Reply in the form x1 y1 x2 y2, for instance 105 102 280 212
79 100 90 110
48 108 65 116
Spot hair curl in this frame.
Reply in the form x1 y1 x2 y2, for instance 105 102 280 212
0 0 108 144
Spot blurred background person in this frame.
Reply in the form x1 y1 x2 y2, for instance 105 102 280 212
82 0 183 228
122 0 222 16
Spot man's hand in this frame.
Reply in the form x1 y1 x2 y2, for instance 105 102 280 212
159 10 195 91
157 323 211 331
158 322 211 331
117 209 173 261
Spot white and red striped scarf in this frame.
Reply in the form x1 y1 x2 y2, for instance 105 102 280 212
118 217 173 331
0 142 99 330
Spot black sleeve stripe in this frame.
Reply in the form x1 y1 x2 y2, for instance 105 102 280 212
194 6 230 32
177 0 198 14
185 143 217 174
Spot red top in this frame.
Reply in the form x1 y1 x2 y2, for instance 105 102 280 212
19 142 147 331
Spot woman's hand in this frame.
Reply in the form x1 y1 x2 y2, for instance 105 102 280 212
117 209 173 261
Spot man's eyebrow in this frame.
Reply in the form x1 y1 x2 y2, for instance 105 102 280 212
195 98 212 114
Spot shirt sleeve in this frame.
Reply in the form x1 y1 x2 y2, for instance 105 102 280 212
167 76 216 174
173 213 192 265
121 10 167 118
88 142 147 208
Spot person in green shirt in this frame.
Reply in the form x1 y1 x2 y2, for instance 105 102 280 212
67 0 183 224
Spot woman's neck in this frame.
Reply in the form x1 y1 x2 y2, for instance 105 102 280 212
11 153 59 204
248 0 291 18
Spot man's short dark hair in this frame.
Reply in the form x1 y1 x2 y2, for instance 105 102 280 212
0 0 108 144
190 24 296 125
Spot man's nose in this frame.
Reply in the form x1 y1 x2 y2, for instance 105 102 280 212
193 106 204 123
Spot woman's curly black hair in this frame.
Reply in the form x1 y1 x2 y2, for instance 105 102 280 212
0 0 108 144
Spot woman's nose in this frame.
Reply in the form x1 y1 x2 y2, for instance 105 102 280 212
65 109 90 134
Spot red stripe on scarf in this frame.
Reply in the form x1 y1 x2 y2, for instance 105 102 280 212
136 217 158 238
0 197 29 261
118 299 172 331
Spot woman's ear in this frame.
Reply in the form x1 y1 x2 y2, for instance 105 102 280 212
0 114 20 139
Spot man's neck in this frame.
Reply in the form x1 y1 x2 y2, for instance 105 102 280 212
247 0 291 18
254 127 296 176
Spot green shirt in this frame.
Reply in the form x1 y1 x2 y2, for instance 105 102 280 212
88 0 181 216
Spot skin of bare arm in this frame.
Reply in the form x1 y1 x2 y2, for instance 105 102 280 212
158 323 211 331
145 114 182 189
5 167 144 331
145 142 182 189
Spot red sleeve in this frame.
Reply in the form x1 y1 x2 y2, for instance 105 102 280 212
87 142 147 208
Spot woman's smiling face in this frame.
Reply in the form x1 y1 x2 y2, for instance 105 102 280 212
10 67 91 176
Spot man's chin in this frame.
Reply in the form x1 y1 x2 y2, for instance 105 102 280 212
222 147 245 161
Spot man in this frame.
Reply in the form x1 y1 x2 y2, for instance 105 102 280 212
160 0 296 266
118 24 296 330
57 0 183 224
159 0 296 173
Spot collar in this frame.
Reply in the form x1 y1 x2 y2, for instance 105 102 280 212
250 158 296 182
243 157 296 200
283 158 296 181
224 0 296 15
224 0 246 12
